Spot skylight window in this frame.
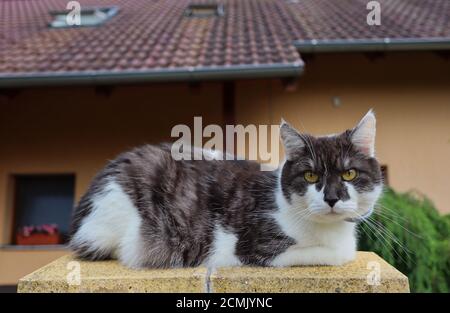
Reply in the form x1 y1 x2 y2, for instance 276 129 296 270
184 3 224 18
49 6 119 28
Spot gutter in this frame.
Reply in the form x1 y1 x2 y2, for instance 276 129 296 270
293 37 450 53
0 62 304 88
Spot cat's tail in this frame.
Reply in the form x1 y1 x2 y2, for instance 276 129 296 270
68 195 114 261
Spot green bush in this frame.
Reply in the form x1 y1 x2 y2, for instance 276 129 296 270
358 188 450 292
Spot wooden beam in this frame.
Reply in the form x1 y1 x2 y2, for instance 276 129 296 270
223 81 236 155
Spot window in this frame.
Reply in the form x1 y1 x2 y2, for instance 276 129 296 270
49 6 119 28
184 3 224 18
12 175 75 245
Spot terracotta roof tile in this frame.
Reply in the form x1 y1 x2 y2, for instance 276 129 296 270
286 0 450 40
0 0 448 79
0 0 302 76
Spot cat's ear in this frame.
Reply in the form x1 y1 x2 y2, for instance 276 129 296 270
351 110 376 157
280 118 305 160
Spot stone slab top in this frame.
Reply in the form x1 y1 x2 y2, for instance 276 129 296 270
18 251 409 293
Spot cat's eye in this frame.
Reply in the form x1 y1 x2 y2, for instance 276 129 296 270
304 171 319 183
342 169 358 181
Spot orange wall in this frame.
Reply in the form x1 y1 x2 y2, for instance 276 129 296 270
0 82 223 285
0 250 68 285
235 52 450 213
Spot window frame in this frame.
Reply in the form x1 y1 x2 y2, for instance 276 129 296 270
184 3 225 18
9 173 76 246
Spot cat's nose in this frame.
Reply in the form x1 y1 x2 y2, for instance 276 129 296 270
324 197 339 208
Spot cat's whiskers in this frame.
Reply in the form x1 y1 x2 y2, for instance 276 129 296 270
372 208 423 239
357 212 414 265
374 203 409 222
367 217 414 255
361 212 410 260
373 205 407 221
356 217 377 245
357 215 409 265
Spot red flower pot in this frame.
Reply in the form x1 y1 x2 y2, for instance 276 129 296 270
16 233 61 245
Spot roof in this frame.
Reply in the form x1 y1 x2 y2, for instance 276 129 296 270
288 0 450 52
1 0 449 86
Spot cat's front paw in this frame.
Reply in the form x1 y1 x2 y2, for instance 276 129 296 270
326 250 356 266
270 246 356 267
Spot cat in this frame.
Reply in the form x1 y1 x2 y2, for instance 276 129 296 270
69 110 382 268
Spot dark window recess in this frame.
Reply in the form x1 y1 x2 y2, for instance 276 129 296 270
184 3 224 18
49 6 119 28
13 175 75 244
381 165 389 185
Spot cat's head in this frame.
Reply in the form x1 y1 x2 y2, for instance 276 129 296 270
279 110 383 223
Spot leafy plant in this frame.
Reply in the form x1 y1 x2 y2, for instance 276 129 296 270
358 188 450 292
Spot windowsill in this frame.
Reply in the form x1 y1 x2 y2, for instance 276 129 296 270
0 244 68 251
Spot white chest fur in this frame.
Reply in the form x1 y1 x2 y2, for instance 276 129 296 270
270 202 357 266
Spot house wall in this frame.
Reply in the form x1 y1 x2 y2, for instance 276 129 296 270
235 52 450 214
0 82 224 285
0 51 449 285
0 250 68 286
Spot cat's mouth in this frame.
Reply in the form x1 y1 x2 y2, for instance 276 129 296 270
313 207 355 220
310 210 350 223
322 206 350 215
